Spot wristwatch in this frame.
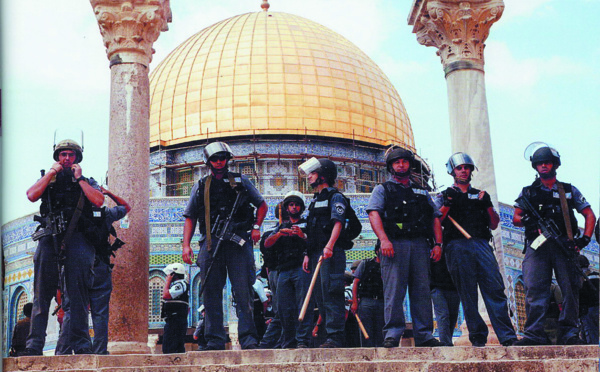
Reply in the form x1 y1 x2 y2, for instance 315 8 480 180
252 224 260 230
76 176 88 183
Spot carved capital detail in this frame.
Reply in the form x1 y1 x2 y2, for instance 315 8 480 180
90 0 172 67
410 0 504 71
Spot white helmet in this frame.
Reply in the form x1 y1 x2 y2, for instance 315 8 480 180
163 263 186 276
445 152 476 174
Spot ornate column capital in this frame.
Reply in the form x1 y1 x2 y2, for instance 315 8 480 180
409 0 504 74
90 0 172 67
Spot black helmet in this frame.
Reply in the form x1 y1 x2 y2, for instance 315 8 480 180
531 147 561 168
53 139 83 163
298 157 337 184
384 146 414 172
524 142 560 169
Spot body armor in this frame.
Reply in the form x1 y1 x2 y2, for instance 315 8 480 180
195 172 254 235
442 187 492 242
382 181 433 239
273 219 307 271
522 180 578 242
39 172 94 232
161 279 190 318
307 188 337 252
358 258 384 299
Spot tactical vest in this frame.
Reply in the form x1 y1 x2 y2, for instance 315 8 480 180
307 188 339 252
358 258 384 299
442 187 492 242
382 181 433 239
39 172 94 231
161 279 189 318
522 180 578 242
195 172 254 235
274 219 308 271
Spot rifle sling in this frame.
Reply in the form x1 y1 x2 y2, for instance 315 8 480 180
60 191 85 252
556 181 574 242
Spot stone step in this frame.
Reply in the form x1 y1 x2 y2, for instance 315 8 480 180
4 346 598 372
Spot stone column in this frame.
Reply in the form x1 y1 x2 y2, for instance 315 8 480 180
408 0 506 345
90 0 171 354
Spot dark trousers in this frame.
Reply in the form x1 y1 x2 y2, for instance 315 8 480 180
162 314 188 354
431 287 460 346
358 297 385 347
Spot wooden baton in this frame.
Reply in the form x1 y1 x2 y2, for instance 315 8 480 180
354 313 370 340
447 216 472 239
298 256 323 322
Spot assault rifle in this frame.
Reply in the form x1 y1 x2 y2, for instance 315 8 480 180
197 190 247 298
517 194 587 280
31 170 67 259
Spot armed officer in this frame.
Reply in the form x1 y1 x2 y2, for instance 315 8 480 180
436 153 517 347
513 143 596 346
182 141 268 350
299 158 348 348
263 191 312 348
367 146 443 348
350 242 385 347
55 186 130 355
24 139 104 355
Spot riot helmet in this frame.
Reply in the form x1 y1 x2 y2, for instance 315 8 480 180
298 157 337 187
446 152 476 174
53 139 83 163
163 263 186 276
525 142 561 169
283 190 305 214
384 145 414 177
203 141 233 163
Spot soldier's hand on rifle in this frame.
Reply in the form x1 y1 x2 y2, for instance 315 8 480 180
182 245 194 264
521 215 537 230
575 235 591 250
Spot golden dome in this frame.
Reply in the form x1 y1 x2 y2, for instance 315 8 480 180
149 11 415 150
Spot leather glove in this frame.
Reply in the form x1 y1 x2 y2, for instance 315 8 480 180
443 187 459 207
479 191 493 209
575 235 591 249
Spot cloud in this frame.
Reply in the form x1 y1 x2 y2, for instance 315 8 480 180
485 41 593 98
500 0 555 21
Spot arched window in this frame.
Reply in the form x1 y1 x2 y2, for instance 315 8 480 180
148 273 166 327
8 287 29 353
515 280 527 333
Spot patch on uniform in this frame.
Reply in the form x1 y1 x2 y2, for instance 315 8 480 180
335 202 346 215
579 194 587 204
412 188 428 196
296 223 307 229
468 193 479 199
552 191 571 199
234 177 242 183
314 200 329 208
93 210 102 218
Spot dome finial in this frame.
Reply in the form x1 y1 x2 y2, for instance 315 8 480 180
261 0 270 12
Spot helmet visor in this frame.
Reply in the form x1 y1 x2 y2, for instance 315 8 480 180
298 157 321 177
524 142 558 162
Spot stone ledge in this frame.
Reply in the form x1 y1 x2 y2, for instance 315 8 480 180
4 346 598 372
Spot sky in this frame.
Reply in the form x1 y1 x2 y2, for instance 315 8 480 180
2 0 599 225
